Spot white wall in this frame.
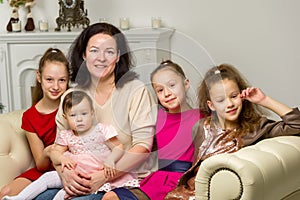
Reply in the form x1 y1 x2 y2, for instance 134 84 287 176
0 0 299 113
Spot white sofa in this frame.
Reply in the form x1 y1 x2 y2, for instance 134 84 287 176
0 110 34 189
195 136 300 200
1 110 300 200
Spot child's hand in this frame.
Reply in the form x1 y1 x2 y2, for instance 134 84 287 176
240 87 266 104
61 156 76 172
104 159 116 178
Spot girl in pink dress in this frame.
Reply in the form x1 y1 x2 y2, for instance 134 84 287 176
3 90 139 200
134 60 204 200
0 48 70 199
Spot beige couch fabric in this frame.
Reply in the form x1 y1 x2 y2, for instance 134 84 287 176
0 110 34 189
195 136 300 200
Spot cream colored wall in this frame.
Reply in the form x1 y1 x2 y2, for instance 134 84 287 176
0 0 299 112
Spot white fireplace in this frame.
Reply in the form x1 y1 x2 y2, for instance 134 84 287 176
0 28 174 113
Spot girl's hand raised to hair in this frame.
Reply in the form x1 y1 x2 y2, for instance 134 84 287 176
240 87 267 104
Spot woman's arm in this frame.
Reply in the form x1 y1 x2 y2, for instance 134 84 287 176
26 132 52 171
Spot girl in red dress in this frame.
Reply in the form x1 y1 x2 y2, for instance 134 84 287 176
0 48 70 198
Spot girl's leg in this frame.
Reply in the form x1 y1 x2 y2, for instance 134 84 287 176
0 177 31 198
102 191 119 200
3 171 62 200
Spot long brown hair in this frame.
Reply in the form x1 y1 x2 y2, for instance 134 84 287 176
198 64 264 136
31 48 70 105
68 22 136 88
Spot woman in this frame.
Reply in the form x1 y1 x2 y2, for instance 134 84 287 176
36 22 157 200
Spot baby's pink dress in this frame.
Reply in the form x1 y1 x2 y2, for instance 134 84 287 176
56 123 139 192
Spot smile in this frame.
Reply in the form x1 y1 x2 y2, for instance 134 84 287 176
95 65 107 69
227 108 237 114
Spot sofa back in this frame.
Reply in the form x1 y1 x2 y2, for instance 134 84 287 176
0 110 34 189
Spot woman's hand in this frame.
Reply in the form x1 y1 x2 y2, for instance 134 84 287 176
59 167 92 196
89 170 109 193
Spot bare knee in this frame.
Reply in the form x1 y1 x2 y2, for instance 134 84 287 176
0 185 12 199
102 191 120 200
0 178 31 198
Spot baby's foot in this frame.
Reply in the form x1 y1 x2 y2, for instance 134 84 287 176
2 195 22 200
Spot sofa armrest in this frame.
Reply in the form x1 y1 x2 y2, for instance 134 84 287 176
195 136 300 200
0 110 34 189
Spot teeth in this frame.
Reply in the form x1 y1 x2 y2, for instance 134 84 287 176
95 65 106 68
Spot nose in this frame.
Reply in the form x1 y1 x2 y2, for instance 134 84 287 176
52 80 59 90
97 51 106 62
226 98 234 107
164 87 172 97
76 115 83 122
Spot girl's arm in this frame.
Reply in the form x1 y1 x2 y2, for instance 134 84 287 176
241 87 293 117
26 132 52 171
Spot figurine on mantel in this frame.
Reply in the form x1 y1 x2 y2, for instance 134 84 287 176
6 0 36 32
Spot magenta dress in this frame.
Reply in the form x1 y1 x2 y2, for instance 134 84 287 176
140 108 203 200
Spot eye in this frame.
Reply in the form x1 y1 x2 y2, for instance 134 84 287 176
104 49 116 57
89 48 99 53
231 93 240 99
82 112 88 116
216 98 224 103
156 88 163 94
59 78 67 82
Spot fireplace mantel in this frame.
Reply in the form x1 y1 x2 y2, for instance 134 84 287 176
0 28 174 113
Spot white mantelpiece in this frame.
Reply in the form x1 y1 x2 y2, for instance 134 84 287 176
0 28 174 113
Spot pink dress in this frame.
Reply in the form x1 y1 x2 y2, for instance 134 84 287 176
56 123 139 192
140 108 203 200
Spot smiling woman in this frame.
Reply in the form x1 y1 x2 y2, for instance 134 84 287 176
34 22 157 200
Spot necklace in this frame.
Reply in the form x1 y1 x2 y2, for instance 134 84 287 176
62 0 77 9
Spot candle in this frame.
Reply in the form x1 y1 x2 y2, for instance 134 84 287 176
99 18 108 23
12 21 21 32
39 20 49 32
120 17 129 30
152 17 161 29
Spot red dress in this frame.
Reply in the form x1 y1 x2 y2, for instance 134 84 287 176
16 105 57 181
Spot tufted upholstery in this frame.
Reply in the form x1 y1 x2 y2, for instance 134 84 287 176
0 110 34 189
195 136 300 200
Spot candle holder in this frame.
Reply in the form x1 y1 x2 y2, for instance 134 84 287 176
39 20 49 32
120 17 130 30
11 20 21 32
151 17 161 29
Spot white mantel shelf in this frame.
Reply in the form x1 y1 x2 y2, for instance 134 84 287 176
0 28 174 43
0 28 174 113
